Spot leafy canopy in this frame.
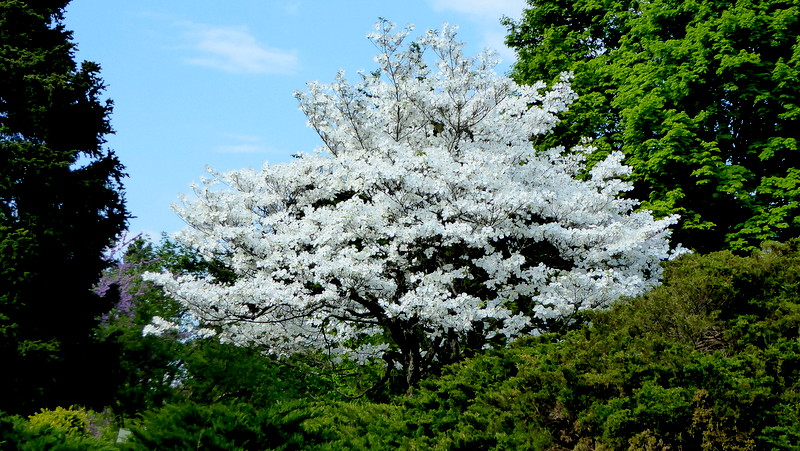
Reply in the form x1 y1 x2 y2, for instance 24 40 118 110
505 0 800 253
149 21 680 389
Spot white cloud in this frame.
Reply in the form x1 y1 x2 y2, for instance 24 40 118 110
216 143 267 153
216 134 271 153
181 23 298 74
281 1 301 15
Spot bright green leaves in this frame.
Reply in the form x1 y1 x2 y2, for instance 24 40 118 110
507 0 800 253
729 168 800 249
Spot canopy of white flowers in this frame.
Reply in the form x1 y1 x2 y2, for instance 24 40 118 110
146 20 680 387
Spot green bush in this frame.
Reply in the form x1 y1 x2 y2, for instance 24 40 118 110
121 401 316 450
0 411 116 451
27 406 90 437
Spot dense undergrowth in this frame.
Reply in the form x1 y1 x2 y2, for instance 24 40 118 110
2 240 799 449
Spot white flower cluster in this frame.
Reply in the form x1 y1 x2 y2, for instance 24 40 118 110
141 314 217 340
146 21 679 380
142 316 179 337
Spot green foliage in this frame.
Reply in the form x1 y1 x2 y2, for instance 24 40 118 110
27 406 90 437
120 401 314 450
176 340 338 407
505 0 800 253
0 411 117 451
91 237 190 416
0 0 127 413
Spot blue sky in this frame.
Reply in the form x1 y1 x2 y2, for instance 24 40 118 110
64 0 528 239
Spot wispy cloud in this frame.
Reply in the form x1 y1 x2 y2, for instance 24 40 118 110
180 22 298 74
427 0 527 64
216 134 272 154
281 1 301 15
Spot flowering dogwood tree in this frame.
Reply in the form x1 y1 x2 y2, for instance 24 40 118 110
148 21 680 388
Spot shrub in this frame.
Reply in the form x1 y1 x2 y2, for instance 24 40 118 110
0 411 116 451
28 406 90 437
121 401 315 450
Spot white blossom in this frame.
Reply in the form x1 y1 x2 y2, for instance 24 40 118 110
146 20 680 387
142 316 179 337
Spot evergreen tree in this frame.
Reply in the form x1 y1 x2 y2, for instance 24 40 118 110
0 0 127 413
505 0 800 253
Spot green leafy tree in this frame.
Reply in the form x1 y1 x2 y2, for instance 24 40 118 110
505 0 800 252
0 0 127 413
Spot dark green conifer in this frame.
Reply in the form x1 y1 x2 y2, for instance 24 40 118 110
0 0 127 413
